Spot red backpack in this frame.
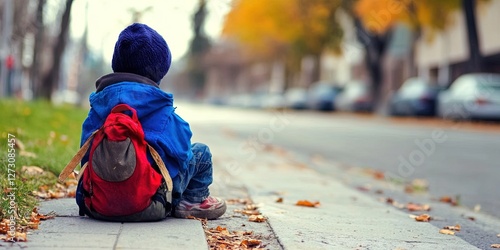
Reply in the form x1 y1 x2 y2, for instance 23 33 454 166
59 104 172 221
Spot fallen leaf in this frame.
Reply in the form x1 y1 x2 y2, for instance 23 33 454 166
414 214 431 222
186 215 207 225
443 224 461 231
204 224 259 250
373 171 384 180
406 203 431 212
0 219 11 234
491 244 500 248
14 139 26 151
0 227 27 242
21 166 45 175
13 232 27 242
295 200 320 208
439 196 458 206
439 229 455 235
226 198 252 205
248 215 266 223
48 190 66 199
439 196 453 203
244 204 259 210
219 228 235 237
65 179 78 187
66 186 77 198
234 209 260 216
241 239 262 248
33 191 50 199
27 222 38 230
19 151 37 158
386 198 404 209
276 197 283 203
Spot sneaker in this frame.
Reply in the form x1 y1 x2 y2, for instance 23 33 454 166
174 196 227 220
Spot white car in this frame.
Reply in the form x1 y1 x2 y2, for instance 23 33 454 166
437 73 500 120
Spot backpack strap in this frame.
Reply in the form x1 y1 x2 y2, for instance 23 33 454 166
147 144 173 204
76 162 88 182
58 130 99 183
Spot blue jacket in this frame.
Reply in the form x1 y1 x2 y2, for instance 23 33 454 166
80 73 193 178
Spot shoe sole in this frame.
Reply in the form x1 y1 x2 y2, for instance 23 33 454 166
174 202 227 220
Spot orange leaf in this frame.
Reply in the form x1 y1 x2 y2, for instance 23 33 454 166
215 225 226 232
439 196 458 206
439 229 455 235
234 209 261 216
414 214 431 222
295 200 320 207
373 171 384 180
49 190 66 199
492 244 500 248
443 224 461 231
248 215 266 223
406 203 431 212
276 197 284 203
241 239 262 247
64 179 78 187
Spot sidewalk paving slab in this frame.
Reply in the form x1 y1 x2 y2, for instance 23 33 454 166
7 199 207 250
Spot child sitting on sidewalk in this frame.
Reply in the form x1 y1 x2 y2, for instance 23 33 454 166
75 23 226 220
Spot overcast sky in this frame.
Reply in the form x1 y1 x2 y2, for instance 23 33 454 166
70 0 231 63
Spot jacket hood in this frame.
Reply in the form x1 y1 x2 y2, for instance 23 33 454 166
89 73 174 121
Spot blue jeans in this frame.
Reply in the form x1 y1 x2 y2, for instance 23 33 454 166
172 142 213 206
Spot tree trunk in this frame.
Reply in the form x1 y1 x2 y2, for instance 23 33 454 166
31 0 45 99
187 0 210 97
40 0 74 100
462 0 482 73
354 18 389 112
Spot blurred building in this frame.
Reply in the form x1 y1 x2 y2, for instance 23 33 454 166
415 0 500 86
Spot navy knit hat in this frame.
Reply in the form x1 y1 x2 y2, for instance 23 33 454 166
112 23 171 83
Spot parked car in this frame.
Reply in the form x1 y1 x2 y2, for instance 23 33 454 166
438 73 500 120
284 87 308 110
335 80 374 112
307 81 343 111
390 77 443 116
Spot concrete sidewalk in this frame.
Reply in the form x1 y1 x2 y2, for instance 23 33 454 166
10 198 207 249
204 127 480 250
3 126 482 250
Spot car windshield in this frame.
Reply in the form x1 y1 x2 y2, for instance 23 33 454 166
476 75 500 92
479 84 500 92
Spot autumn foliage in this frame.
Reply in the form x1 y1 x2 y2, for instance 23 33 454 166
222 0 343 60
354 0 488 35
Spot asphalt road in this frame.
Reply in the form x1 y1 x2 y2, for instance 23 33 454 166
179 104 500 219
